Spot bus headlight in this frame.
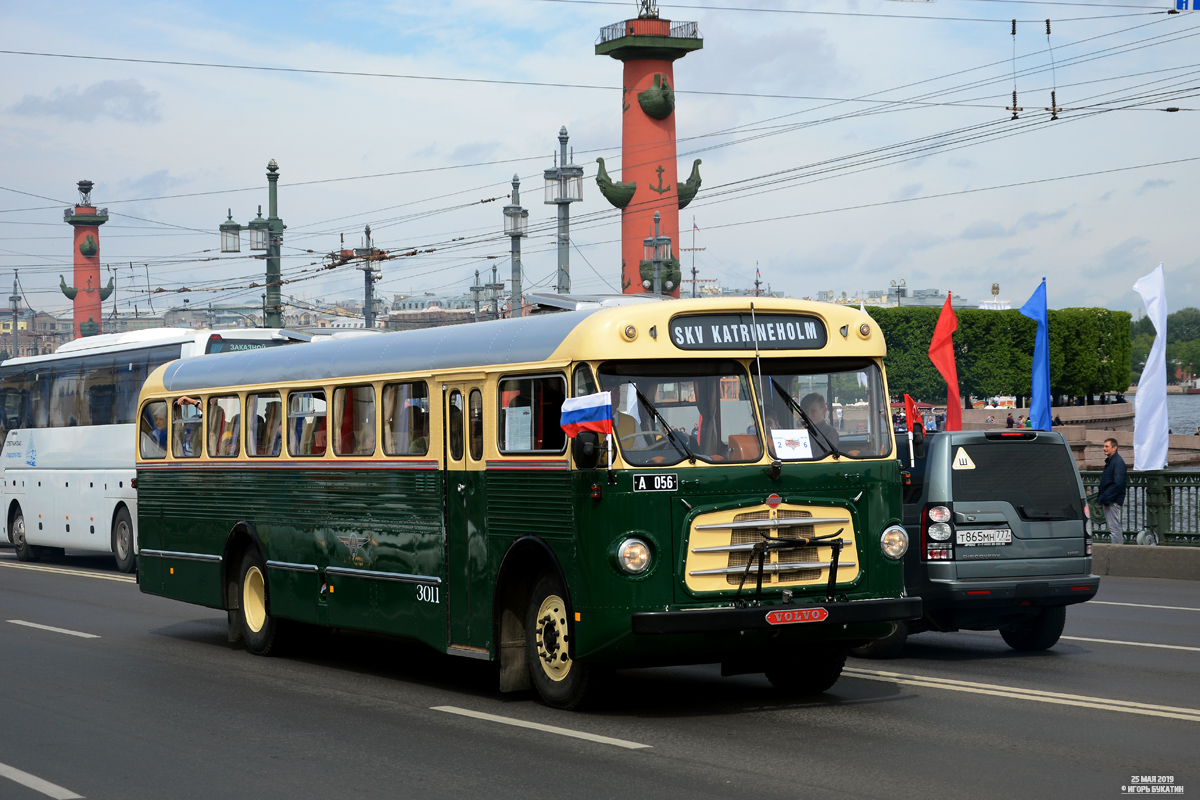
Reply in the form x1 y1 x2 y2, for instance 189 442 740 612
618 538 651 574
881 526 909 560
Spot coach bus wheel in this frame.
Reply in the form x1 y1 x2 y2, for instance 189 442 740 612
1000 605 1066 651
238 550 280 656
11 510 39 563
112 508 136 574
525 572 593 710
765 647 847 695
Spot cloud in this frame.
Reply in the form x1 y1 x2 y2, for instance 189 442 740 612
9 79 161 123
449 141 502 162
1015 208 1069 231
1093 236 1151 277
959 220 1011 240
893 183 923 201
948 158 977 169
118 170 187 198
862 231 945 272
998 247 1033 261
1135 179 1173 195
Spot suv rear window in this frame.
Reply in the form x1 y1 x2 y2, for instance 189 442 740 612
951 441 1082 520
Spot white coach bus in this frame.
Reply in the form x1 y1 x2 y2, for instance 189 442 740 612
0 327 310 571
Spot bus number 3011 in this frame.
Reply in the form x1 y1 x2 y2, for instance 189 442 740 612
417 585 440 603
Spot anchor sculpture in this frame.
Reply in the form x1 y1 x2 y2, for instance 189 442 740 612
60 275 114 302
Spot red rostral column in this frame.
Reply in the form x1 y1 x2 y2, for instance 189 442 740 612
62 180 113 338
596 4 702 296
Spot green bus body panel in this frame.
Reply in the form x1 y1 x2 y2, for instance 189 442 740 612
137 458 904 666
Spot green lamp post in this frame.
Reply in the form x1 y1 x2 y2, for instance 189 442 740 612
219 160 285 328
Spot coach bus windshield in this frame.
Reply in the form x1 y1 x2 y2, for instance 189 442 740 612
597 360 763 466
755 358 891 461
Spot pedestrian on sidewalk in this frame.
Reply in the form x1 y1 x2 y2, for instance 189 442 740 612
1099 437 1127 545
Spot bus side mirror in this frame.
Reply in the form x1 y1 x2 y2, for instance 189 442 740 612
572 431 602 470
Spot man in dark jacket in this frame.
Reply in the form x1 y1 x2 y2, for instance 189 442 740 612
1098 437 1127 544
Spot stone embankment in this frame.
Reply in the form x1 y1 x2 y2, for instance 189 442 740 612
959 403 1200 469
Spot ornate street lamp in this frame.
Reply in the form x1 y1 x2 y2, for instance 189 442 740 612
503 174 529 317
216 160 284 327
643 211 673 295
543 126 583 294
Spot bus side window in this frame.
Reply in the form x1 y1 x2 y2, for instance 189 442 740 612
139 400 168 459
498 375 566 454
382 381 429 457
572 364 597 397
288 390 327 457
172 398 204 459
448 390 464 461
246 393 282 457
333 385 376 456
468 389 483 461
208 395 242 457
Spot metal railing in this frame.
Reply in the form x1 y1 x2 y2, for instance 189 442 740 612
597 19 701 44
1081 469 1200 546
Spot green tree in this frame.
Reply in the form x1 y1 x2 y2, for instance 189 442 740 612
1167 307 1200 343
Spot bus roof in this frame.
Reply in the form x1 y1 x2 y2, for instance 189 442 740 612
148 298 884 393
2 327 310 368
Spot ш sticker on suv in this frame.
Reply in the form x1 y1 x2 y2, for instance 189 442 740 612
853 429 1099 658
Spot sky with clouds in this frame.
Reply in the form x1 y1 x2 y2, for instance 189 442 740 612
1 0 1197 321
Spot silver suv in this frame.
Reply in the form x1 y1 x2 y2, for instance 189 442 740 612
853 429 1099 658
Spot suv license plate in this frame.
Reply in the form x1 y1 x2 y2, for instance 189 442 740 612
957 528 1012 546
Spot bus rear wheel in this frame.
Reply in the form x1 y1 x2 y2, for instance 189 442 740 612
11 510 39 563
111 507 136 573
525 572 594 710
765 647 847 695
238 550 280 656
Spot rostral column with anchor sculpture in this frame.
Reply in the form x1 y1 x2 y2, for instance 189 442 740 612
595 0 703 296
62 180 115 338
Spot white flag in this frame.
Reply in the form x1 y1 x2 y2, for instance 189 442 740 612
1132 264 1169 471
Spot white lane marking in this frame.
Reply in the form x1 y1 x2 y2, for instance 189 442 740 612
844 667 1200 722
0 760 83 799
432 706 651 749
0 561 135 583
1061 635 1200 653
1091 600 1200 613
7 620 99 639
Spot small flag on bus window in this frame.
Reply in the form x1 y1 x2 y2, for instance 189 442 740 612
560 391 613 438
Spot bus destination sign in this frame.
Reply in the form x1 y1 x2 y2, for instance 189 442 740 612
669 313 827 351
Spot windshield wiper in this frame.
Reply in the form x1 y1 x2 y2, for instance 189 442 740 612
768 378 842 459
633 387 697 465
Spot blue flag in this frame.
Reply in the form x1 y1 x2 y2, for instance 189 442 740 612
1018 278 1052 431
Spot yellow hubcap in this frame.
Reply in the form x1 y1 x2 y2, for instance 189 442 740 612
534 593 572 682
243 565 267 633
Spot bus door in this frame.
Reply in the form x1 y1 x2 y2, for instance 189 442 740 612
442 379 490 653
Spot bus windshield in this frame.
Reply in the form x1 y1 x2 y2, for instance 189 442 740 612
597 360 763 466
755 358 891 461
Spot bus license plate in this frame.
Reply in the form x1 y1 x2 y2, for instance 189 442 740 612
957 528 1012 546
633 473 678 492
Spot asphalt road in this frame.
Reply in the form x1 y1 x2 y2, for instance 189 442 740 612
1 548 1197 800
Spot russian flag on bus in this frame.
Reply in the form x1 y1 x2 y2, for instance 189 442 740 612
560 391 613 438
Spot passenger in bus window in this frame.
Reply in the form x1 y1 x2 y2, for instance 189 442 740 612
409 408 428 455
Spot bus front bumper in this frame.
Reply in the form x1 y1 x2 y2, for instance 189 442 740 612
631 597 922 635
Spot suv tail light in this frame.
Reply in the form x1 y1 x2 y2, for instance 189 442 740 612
922 503 955 561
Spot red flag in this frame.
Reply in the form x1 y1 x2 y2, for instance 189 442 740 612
904 394 919 433
928 293 962 431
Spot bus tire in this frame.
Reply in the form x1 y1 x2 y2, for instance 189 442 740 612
765 647 847 695
238 549 280 656
525 571 593 710
849 622 908 659
1000 605 1066 651
111 507 136 574
11 509 39 563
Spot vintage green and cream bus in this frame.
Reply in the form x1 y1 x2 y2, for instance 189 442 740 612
134 297 919 708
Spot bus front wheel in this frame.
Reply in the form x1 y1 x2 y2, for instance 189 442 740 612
11 510 39 563
525 572 594 710
112 507 136 574
765 647 847 695
238 550 280 656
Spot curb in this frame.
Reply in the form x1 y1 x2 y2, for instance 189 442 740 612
1092 543 1200 582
